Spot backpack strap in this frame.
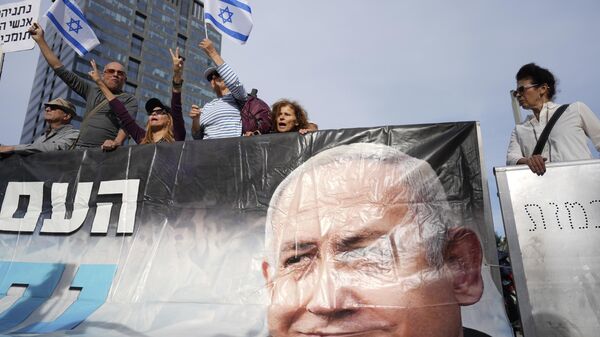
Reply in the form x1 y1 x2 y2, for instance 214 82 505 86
532 104 569 155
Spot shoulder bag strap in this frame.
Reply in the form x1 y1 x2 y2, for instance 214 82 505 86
532 104 570 155
71 93 126 149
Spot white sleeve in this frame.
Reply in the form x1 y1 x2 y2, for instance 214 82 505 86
506 128 524 165
576 101 600 152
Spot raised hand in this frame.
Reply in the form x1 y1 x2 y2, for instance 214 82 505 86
88 59 101 83
169 47 184 75
199 39 215 54
27 22 44 42
199 38 224 66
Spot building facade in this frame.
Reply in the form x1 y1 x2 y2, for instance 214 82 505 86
21 0 221 143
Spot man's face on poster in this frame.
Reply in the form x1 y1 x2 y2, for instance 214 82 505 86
263 156 483 337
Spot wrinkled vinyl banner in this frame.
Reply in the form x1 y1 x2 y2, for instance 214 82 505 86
0 124 511 337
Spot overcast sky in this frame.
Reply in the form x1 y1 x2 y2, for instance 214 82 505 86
1 0 599 234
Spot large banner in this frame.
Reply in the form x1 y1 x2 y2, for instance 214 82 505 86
0 124 511 337
496 160 600 337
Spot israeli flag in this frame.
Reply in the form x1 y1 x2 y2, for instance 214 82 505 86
204 0 253 44
46 0 100 56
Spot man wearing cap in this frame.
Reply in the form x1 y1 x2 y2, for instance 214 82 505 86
0 98 79 156
28 23 137 151
189 38 247 139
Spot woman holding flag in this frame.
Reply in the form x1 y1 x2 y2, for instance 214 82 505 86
89 48 186 144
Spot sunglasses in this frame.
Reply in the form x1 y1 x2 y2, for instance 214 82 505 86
148 108 169 116
511 83 539 97
45 105 62 111
104 68 126 77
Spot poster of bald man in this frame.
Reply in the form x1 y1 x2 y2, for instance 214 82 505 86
264 143 494 337
0 123 511 336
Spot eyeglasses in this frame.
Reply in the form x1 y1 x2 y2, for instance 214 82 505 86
45 105 63 112
148 108 168 116
511 83 539 97
103 68 126 77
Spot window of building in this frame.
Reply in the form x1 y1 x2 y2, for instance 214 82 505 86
128 58 141 82
180 0 190 17
125 82 138 95
74 57 91 75
138 0 147 12
192 0 203 20
135 12 146 31
177 34 187 54
131 34 143 56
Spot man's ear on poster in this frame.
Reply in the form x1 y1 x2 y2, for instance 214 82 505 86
444 227 484 306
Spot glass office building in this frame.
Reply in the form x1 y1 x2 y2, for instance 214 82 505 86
20 0 221 143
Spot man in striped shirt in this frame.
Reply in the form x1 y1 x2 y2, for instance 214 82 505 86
190 38 247 140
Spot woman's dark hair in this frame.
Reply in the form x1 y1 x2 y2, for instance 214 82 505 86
516 63 557 100
271 99 310 132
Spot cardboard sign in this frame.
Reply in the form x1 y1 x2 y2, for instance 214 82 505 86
0 0 40 52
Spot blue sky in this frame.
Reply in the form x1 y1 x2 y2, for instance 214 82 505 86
1 0 599 234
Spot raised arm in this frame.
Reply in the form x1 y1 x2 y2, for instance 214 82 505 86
199 38 247 102
89 60 115 100
89 60 146 144
29 23 90 98
199 38 224 67
170 47 186 141
28 23 62 69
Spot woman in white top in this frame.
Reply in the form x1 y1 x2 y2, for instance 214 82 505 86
506 63 600 175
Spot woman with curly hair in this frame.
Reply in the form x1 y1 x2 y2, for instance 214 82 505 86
271 99 318 134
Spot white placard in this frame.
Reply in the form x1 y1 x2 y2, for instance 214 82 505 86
0 0 40 52
496 159 600 337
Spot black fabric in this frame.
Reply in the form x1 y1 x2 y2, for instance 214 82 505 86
532 104 570 155
0 123 502 335
0 123 486 236
464 327 492 337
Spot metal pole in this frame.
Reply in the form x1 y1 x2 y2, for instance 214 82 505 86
510 90 522 124
0 43 4 82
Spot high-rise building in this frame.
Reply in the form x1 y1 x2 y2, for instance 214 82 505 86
20 0 221 143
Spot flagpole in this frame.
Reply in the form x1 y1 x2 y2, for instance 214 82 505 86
0 43 5 82
203 1 209 39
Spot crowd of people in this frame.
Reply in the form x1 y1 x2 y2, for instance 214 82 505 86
2 24 600 176
0 22 317 157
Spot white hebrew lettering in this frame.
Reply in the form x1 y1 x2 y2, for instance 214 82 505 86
41 183 93 234
0 182 44 232
91 180 140 234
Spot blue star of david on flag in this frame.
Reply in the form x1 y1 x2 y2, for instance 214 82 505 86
66 18 83 34
204 0 253 44
218 7 234 24
46 0 100 56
